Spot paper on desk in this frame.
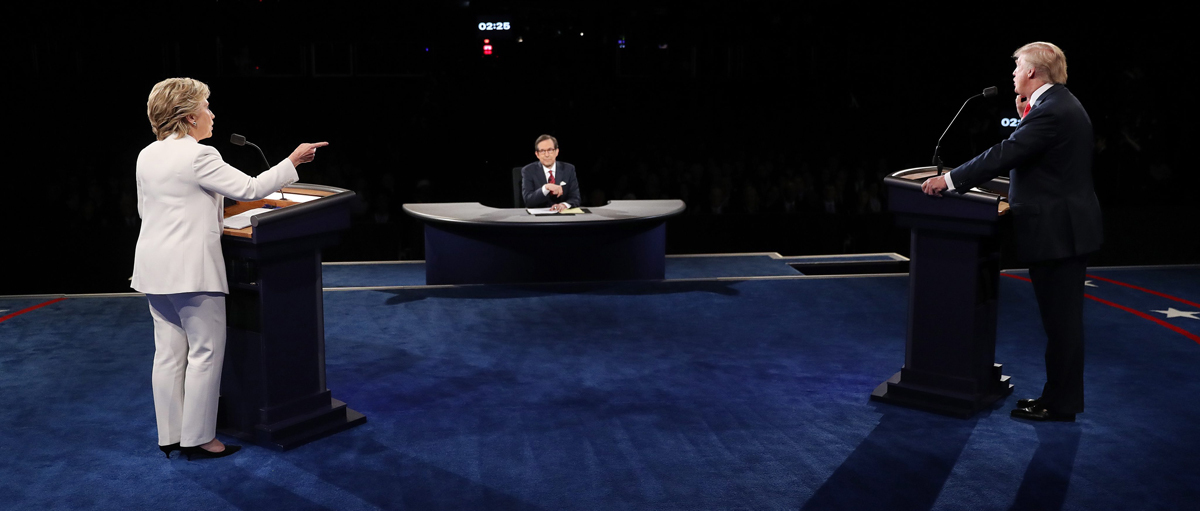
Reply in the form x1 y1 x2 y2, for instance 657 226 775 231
526 207 586 215
266 192 320 203
224 208 273 229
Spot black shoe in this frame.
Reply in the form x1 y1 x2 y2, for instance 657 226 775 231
1016 397 1042 409
181 444 242 461
1011 406 1076 422
159 443 181 458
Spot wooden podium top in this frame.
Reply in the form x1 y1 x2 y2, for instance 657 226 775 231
222 186 341 238
886 166 1010 217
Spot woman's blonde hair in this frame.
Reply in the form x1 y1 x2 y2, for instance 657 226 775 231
146 77 210 141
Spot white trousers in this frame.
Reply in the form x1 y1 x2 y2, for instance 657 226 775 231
147 292 226 448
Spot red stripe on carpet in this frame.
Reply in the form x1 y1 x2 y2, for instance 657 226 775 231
1000 273 1200 345
1083 294 1200 344
0 298 68 324
1002 273 1032 283
1085 274 1200 309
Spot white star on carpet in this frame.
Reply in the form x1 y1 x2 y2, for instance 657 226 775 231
1152 308 1200 320
1084 280 1098 288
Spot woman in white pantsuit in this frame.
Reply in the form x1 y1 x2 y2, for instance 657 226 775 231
133 77 327 460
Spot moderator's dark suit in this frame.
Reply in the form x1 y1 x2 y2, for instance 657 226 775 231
521 161 581 208
949 84 1102 414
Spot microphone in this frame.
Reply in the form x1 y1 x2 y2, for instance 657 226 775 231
229 133 272 170
230 133 285 200
933 86 998 176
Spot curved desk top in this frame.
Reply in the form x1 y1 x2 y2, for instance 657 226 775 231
403 200 686 227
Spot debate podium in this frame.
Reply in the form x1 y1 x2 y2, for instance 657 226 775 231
217 183 365 450
871 167 1014 418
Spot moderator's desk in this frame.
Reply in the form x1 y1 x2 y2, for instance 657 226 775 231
403 200 685 285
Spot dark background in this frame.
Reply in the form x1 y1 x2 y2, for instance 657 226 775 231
5 1 1195 295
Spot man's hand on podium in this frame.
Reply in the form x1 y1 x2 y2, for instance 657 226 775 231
922 175 948 197
550 202 569 212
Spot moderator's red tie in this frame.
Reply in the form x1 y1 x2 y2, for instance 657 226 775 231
548 170 555 186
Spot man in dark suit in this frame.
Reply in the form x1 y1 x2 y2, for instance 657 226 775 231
922 42 1103 422
521 134 581 212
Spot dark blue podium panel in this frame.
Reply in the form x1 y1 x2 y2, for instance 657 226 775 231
404 200 684 286
220 183 365 450
872 167 1013 418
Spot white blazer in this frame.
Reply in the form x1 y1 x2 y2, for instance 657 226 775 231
132 135 298 295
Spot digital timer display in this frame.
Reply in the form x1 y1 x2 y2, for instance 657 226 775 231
476 16 513 40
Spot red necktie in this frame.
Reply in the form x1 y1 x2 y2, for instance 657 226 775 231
548 170 555 185
1023 102 1032 118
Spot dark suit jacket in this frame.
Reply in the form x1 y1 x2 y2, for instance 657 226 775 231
949 84 1103 262
521 161 581 208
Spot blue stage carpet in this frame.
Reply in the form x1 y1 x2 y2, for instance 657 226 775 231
320 253 905 288
2 264 1198 510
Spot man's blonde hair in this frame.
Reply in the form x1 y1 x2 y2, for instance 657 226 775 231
146 77 210 141
1014 42 1067 85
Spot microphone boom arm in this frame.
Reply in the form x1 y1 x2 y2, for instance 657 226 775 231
933 86 997 176
230 133 286 200
244 140 273 171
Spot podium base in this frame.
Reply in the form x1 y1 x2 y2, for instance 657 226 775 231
219 398 367 451
870 368 1013 419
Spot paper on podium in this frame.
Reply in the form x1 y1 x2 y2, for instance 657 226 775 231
224 208 273 229
266 192 320 203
